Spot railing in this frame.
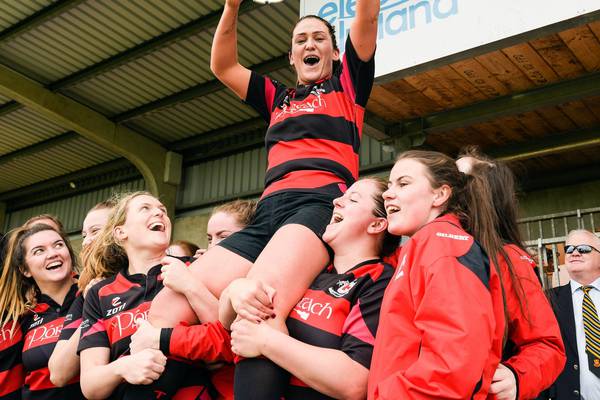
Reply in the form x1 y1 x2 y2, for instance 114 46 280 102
518 207 600 289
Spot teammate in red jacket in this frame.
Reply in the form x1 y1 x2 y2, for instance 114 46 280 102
369 150 504 399
457 148 565 399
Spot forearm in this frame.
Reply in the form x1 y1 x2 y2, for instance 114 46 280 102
261 328 368 400
210 3 241 76
218 287 237 329
80 358 125 400
351 0 380 60
48 328 81 386
183 282 219 322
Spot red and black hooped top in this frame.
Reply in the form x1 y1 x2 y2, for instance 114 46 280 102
21 283 84 400
245 37 375 199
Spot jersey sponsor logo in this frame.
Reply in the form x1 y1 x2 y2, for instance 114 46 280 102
328 279 358 298
395 254 407 280
80 318 90 330
1 325 14 342
25 319 63 349
435 232 470 241
272 87 328 122
293 297 333 321
110 306 149 339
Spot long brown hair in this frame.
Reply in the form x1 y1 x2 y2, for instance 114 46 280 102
78 191 152 290
396 150 510 341
458 146 530 323
0 224 78 336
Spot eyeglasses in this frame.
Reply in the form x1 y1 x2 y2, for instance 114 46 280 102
565 244 600 255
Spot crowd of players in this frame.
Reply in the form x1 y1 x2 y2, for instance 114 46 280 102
0 1 569 399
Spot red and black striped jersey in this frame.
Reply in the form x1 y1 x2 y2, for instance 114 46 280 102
245 37 375 199
0 319 24 400
79 260 211 399
21 284 83 400
285 259 393 399
58 293 83 341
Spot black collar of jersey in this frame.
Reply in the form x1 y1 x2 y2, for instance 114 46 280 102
327 258 382 275
35 283 78 314
119 255 195 283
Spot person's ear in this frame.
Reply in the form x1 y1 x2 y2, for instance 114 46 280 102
368 217 388 235
114 225 127 242
432 185 451 207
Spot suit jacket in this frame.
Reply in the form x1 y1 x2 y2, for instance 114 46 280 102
539 284 581 399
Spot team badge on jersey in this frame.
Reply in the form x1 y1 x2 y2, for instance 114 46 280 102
328 279 358 298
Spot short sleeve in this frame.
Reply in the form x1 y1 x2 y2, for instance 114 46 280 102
59 294 84 341
244 71 287 122
78 286 109 354
340 267 392 368
339 35 375 107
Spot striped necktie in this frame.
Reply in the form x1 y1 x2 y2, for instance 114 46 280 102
582 285 600 378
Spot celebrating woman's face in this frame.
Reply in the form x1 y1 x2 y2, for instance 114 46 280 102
116 195 172 250
23 230 73 286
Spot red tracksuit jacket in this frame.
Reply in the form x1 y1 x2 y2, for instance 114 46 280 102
368 214 500 399
499 244 565 399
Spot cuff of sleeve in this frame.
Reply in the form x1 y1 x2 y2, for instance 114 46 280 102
503 362 520 400
160 328 173 355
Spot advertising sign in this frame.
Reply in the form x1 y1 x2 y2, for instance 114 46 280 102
300 0 600 78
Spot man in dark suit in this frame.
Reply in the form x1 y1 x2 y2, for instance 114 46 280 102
542 229 600 399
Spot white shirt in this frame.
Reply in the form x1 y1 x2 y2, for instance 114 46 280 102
571 278 600 400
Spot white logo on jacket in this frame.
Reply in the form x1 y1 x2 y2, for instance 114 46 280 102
395 255 407 280
293 297 333 321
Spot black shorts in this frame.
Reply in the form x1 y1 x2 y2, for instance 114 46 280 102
218 191 335 263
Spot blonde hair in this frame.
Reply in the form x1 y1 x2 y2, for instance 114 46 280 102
0 224 78 336
79 191 153 290
212 199 257 226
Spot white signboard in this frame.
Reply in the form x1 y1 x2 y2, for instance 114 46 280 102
300 0 600 78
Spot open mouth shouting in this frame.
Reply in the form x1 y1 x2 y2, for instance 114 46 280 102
45 260 63 271
148 222 165 232
303 55 320 66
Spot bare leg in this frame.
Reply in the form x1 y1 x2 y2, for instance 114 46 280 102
149 246 253 327
247 224 329 328
235 224 329 400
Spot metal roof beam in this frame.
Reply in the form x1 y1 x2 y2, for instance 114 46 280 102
0 131 79 165
0 0 84 43
48 1 261 90
114 55 289 122
0 63 180 215
0 101 20 117
0 159 140 211
170 118 266 152
492 128 600 162
388 71 600 150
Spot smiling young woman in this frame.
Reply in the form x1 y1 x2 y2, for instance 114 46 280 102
0 224 83 400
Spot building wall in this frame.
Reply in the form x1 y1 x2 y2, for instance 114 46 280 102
519 179 600 218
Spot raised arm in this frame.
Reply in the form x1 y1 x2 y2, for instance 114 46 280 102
210 0 252 100
349 0 380 61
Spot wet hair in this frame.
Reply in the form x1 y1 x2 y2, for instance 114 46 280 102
169 240 200 257
396 150 511 342
24 214 66 236
79 191 155 290
0 224 78 336
458 146 531 325
364 177 402 257
212 199 257 227
291 15 342 74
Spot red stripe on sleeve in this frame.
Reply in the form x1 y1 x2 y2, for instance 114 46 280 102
340 52 356 103
81 320 106 340
264 77 277 117
63 318 82 331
